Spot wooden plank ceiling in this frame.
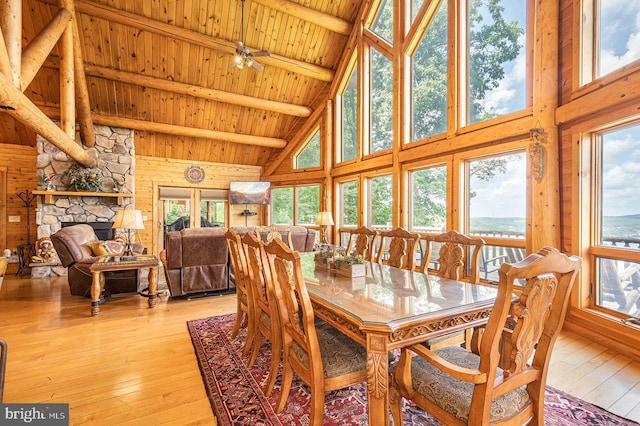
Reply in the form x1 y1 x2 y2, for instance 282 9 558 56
0 0 359 166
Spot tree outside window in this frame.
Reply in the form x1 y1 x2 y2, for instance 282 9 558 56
369 175 393 230
370 0 393 43
296 185 320 225
370 48 393 153
410 165 447 234
295 131 320 169
341 65 358 162
272 187 294 225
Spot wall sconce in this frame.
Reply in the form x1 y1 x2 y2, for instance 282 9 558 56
316 211 334 246
529 127 545 182
112 209 144 257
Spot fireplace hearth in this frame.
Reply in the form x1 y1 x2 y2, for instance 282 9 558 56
61 222 114 241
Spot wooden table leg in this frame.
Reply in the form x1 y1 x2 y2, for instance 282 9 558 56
147 266 157 308
90 271 102 316
366 333 391 426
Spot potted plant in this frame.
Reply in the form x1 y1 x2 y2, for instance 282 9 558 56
332 253 365 277
65 165 104 192
314 247 334 269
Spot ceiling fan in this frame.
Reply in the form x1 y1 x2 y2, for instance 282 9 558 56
231 0 270 71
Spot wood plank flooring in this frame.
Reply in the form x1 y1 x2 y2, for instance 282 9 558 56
1 274 639 425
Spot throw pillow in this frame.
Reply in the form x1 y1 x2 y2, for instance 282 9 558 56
90 241 110 256
90 240 126 256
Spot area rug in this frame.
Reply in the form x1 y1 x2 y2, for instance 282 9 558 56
187 314 639 426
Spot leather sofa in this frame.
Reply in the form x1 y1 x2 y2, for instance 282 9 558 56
51 224 141 297
160 226 316 298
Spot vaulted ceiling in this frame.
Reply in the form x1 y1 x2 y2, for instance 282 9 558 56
0 0 362 166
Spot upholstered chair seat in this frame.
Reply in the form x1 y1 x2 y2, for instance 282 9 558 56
399 346 530 422
291 321 367 378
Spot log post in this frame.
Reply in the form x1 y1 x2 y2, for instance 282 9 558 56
0 0 21 87
59 0 75 139
72 15 95 147
528 0 561 253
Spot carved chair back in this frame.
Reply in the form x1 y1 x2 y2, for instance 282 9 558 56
345 226 379 261
420 230 485 283
225 228 253 346
375 228 421 271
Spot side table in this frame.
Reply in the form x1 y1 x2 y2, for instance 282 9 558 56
89 255 159 316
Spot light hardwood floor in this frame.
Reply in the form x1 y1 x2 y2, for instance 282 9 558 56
1 274 639 425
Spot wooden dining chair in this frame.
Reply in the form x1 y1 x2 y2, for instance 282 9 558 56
375 228 421 271
264 238 368 426
241 232 283 397
390 246 581 426
419 231 485 350
225 229 254 355
345 226 379 261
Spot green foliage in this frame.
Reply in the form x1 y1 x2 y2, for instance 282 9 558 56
341 180 358 226
370 0 394 42
371 175 392 227
296 185 320 225
65 165 104 191
411 166 447 230
371 49 394 152
296 131 320 169
272 187 294 225
342 65 358 162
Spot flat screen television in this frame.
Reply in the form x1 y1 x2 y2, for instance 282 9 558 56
229 181 271 205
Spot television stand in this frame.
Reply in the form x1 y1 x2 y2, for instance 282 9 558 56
240 205 258 226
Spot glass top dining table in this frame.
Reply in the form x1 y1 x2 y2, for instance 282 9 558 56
299 252 500 426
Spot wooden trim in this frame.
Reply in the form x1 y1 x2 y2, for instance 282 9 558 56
40 0 334 82
33 190 132 205
0 167 6 254
0 28 11 79
264 170 326 184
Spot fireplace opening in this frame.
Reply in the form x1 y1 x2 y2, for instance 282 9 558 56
61 222 114 241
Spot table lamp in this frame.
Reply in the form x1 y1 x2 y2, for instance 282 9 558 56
112 209 144 257
316 211 334 246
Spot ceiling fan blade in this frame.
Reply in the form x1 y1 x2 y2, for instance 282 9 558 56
249 59 264 71
250 50 270 58
234 40 244 52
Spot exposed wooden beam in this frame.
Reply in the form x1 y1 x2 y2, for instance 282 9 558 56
251 0 352 36
39 103 287 148
59 0 75 139
20 8 72 90
1 0 21 87
44 58 312 118
0 72 95 167
0 26 11 79
70 3 95 146
91 114 287 149
39 0 334 82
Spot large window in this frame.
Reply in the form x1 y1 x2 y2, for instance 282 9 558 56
409 165 447 234
467 0 527 125
368 174 393 230
465 151 526 280
370 48 393 154
411 0 448 142
340 64 358 163
590 123 640 317
370 0 393 43
581 1 640 84
271 185 320 226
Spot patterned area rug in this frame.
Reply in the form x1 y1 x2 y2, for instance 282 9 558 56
187 314 639 426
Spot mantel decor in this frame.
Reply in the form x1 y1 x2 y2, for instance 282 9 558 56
65 165 104 192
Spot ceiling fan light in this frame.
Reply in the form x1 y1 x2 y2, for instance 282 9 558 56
234 54 243 64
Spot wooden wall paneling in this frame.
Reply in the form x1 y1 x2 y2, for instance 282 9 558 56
559 0 575 105
135 155 263 255
0 145 37 252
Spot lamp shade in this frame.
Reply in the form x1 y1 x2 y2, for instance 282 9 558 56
316 211 334 226
112 209 145 230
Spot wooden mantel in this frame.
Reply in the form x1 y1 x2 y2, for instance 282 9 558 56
33 190 132 205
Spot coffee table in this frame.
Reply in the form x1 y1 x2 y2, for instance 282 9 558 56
89 255 159 316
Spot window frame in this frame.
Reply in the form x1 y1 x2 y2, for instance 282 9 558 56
293 127 322 170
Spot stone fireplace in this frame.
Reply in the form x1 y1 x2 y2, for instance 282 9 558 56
34 125 136 277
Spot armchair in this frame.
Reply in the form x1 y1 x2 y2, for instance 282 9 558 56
390 247 581 425
51 224 141 296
